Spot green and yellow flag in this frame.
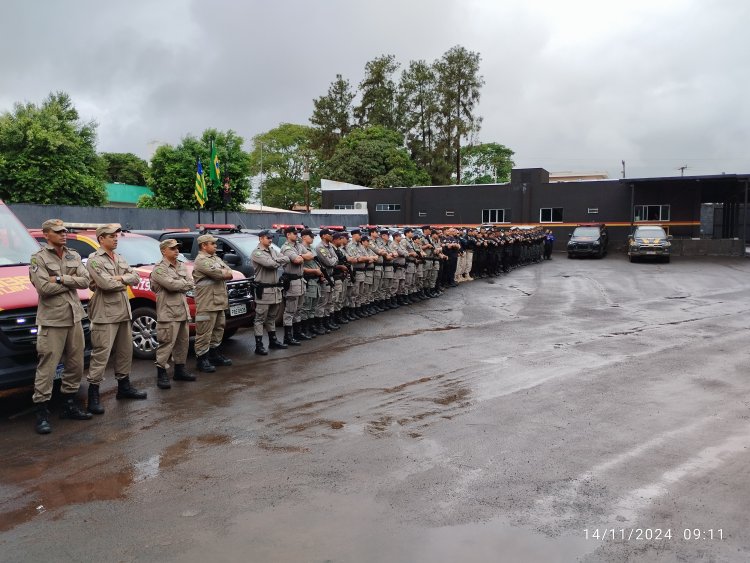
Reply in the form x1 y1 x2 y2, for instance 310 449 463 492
210 140 221 187
195 158 208 208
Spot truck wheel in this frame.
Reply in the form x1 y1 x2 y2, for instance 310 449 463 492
663 256 671 264
131 306 158 360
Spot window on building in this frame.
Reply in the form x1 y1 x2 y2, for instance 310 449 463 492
445 211 455 217
333 204 354 210
587 208 599 214
540 207 563 223
418 212 427 217
634 204 670 221
481 209 509 223
375 203 401 212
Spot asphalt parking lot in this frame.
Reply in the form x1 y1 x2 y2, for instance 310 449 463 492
1 253 749 562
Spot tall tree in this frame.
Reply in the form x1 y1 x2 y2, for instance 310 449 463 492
461 142 515 184
433 46 484 184
248 123 320 210
0 91 107 205
354 54 400 130
397 60 447 184
139 129 250 210
309 74 355 160
322 126 430 189
100 152 149 185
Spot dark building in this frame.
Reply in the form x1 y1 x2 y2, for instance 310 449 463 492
322 168 750 249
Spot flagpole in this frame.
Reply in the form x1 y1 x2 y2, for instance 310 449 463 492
197 157 201 226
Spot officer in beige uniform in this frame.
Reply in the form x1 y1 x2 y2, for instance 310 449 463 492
251 230 291 355
150 239 197 389
86 224 147 414
192 233 234 372
29 219 92 434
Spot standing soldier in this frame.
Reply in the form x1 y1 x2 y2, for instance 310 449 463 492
314 229 337 334
300 228 323 338
86 224 146 414
251 230 291 355
402 228 419 302
360 235 378 314
391 231 408 305
346 228 368 318
192 234 234 372
150 239 196 390
29 219 92 434
377 230 397 309
279 226 309 347
367 227 385 311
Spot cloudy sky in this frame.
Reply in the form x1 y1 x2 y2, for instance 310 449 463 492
2 0 748 180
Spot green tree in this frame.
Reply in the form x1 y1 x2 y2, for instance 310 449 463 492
322 126 430 188
139 129 250 210
309 74 355 160
100 152 149 185
0 91 107 205
354 54 400 130
434 46 484 184
248 123 319 210
397 59 447 184
461 143 515 184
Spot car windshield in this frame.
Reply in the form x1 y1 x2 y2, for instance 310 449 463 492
0 205 41 265
572 227 600 237
116 236 163 266
634 228 667 239
224 235 261 255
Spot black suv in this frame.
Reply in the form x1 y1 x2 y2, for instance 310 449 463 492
136 225 260 279
567 223 608 258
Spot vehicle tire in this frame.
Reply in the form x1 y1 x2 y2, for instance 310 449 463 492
663 256 670 264
222 327 238 341
568 253 574 259
628 255 635 263
131 306 158 360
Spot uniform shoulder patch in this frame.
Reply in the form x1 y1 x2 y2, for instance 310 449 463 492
254 250 264 257
320 249 328 257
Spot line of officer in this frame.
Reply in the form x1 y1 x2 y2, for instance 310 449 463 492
192 233 234 372
85 224 147 414
29 219 92 434
150 238 197 389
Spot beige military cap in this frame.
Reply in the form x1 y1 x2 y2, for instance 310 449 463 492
159 238 180 250
95 224 122 237
197 234 218 245
41 219 67 232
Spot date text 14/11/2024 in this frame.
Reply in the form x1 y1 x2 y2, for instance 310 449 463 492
584 529 724 541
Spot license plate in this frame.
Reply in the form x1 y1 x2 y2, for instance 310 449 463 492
646 251 656 255
229 303 247 316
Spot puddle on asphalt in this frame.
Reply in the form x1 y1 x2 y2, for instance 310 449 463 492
177 492 596 563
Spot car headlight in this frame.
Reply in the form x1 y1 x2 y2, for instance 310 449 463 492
663 242 671 247
593 241 600 246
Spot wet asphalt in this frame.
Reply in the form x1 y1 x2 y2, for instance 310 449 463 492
1 253 749 562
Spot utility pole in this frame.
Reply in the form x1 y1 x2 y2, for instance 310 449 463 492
302 151 311 213
621 160 626 179
678 165 688 177
259 142 264 212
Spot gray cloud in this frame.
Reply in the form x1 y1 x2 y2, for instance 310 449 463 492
1 0 747 179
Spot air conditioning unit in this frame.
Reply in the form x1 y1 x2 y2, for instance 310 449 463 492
353 201 368 210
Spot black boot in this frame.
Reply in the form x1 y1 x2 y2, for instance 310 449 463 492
87 383 105 414
174 364 196 382
156 366 171 389
197 353 217 372
269 331 288 349
255 335 268 355
326 315 340 331
314 318 329 335
60 393 93 420
35 401 52 434
116 376 147 400
304 319 318 338
208 347 232 366
295 322 311 341
283 326 301 346
337 309 350 324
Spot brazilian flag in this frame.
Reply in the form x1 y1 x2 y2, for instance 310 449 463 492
195 158 208 208
209 140 221 187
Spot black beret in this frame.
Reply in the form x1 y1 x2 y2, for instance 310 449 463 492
319 228 332 236
300 228 313 237
360 235 370 241
332 232 346 240
403 227 413 234
350 228 361 235
257 229 271 238
283 226 298 234
421 225 431 230
379 229 390 235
